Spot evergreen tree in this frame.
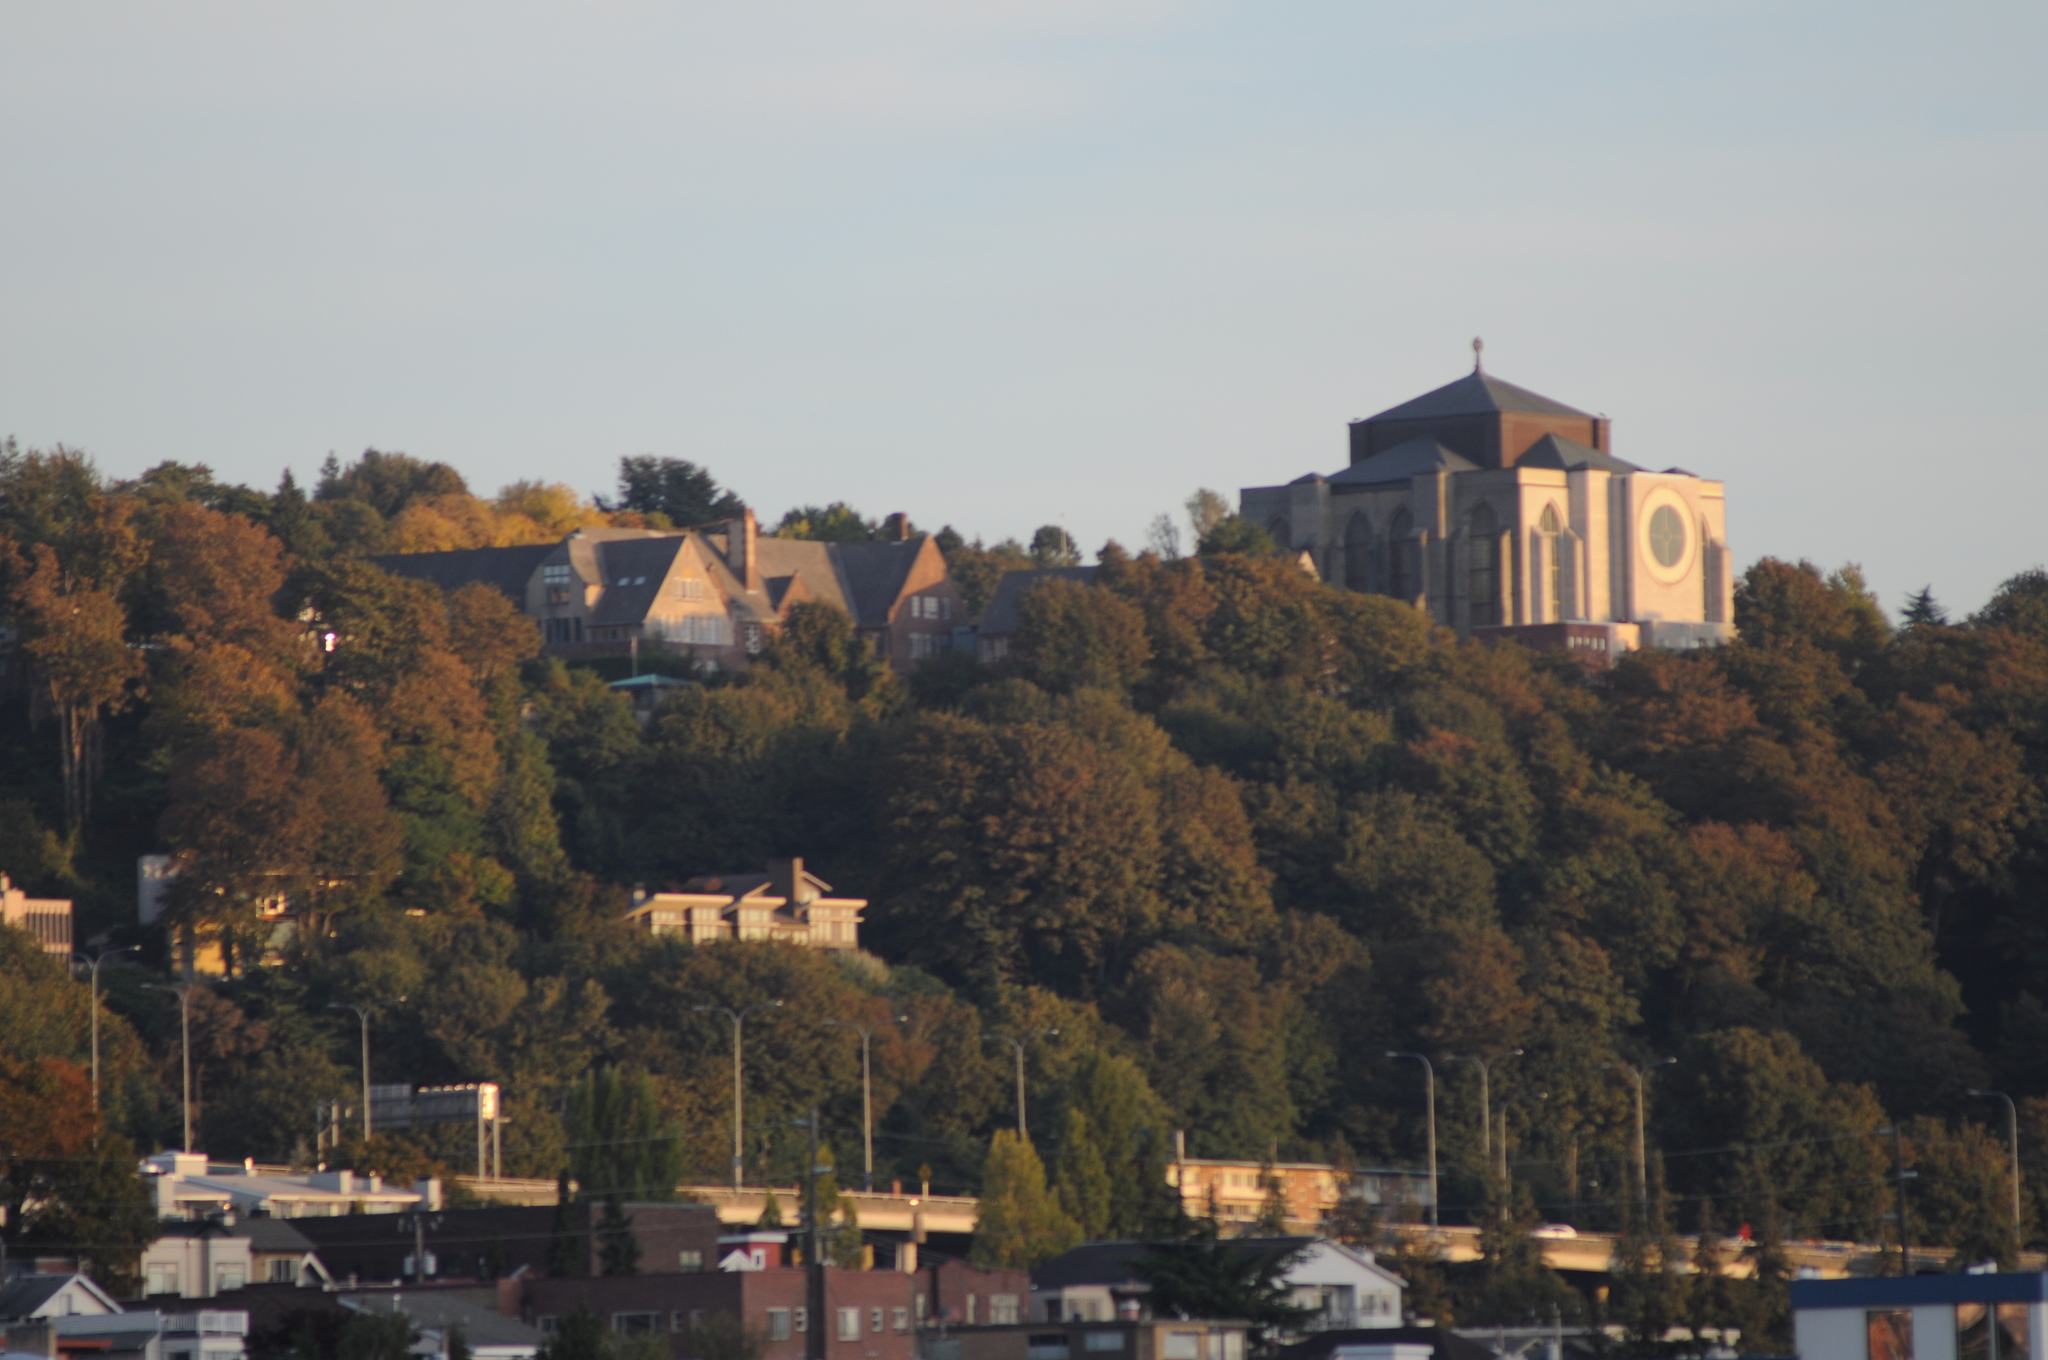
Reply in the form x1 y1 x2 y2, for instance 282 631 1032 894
1902 585 1949 628
546 1170 584 1277
337 1310 417 1360
971 1131 1080 1269
1687 1197 1730 1357
536 1309 607 1360
1251 1159 1290 1236
1139 1215 1312 1352
598 1196 639 1276
1052 1108 1113 1241
565 1067 681 1202
756 1190 785 1229
446 1325 473 1360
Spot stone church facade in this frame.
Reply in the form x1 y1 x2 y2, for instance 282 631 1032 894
1240 356 1733 654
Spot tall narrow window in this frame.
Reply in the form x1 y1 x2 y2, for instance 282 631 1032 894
1539 504 1564 622
1387 509 1413 602
1469 504 1500 628
1267 516 1292 550
1343 513 1373 590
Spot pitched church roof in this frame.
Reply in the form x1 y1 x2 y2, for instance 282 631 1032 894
1328 436 1478 486
1517 432 1639 474
1359 370 1594 425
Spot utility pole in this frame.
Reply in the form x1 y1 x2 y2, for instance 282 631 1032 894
985 1029 1058 1140
1446 1049 1521 1184
152 983 197 1150
696 1001 780 1188
826 1016 907 1192
1611 1058 1676 1209
76 945 137 1113
1969 1089 2022 1238
803 1106 826 1360
328 1002 375 1140
1385 1052 1437 1228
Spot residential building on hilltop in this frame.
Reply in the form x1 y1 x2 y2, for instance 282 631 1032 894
626 858 864 951
1 872 72 959
1167 1156 1434 1233
376 509 962 673
1239 348 1733 655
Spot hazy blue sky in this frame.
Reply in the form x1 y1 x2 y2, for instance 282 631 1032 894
4 2 2042 614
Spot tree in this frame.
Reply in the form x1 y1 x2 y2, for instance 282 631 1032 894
774 502 876 542
598 1196 640 1276
681 1315 763 1360
1052 1107 1113 1241
337 1309 418 1360
1901 586 1948 629
1029 525 1080 568
1184 489 1231 545
547 1170 584 1277
1140 1217 1311 1352
1146 513 1184 561
566 1067 682 1202
756 1190 785 1228
535 1309 607 1360
971 1131 1079 1269
605 456 743 526
1251 1161 1290 1235
1196 516 1275 558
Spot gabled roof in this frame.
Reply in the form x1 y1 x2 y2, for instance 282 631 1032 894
1516 433 1639 474
588 537 688 625
0 1273 121 1321
340 1292 543 1350
373 543 554 604
235 1218 317 1254
976 567 1099 636
833 540 929 626
1357 370 1593 425
1328 437 1477 487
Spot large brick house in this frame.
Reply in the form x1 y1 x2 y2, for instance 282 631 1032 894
377 510 961 673
517 1268 921 1360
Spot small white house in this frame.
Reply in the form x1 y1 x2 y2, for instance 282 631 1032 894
1790 1272 2048 1360
1032 1238 1404 1335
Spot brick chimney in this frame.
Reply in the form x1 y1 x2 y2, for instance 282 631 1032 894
881 511 911 542
726 507 757 589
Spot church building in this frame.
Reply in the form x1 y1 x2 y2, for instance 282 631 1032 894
1239 346 1733 654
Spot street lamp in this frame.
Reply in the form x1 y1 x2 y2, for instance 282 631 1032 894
328 1003 377 1141
74 945 138 1113
825 1014 907 1193
1386 1051 1438 1228
985 1030 1058 1140
1445 1049 1522 1184
151 983 199 1150
695 1001 782 1188
1611 1057 1676 1208
1968 1088 2022 1236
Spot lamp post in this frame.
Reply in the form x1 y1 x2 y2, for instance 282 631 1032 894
1386 1051 1438 1228
695 1001 781 1188
1611 1057 1676 1208
985 1030 1058 1140
825 1015 907 1193
151 983 198 1151
328 1003 376 1141
75 945 138 1113
1968 1088 2022 1236
1445 1049 1521 1184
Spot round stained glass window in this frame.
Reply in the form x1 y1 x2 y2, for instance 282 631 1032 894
1648 504 1687 569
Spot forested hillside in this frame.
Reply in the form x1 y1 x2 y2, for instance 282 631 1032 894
5 440 2048 1304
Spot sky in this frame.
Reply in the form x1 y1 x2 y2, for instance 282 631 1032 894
3 1 2043 616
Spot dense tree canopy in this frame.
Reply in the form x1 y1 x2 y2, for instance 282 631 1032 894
3 444 2047 1337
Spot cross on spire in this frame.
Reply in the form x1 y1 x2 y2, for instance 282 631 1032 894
1472 336 1485 373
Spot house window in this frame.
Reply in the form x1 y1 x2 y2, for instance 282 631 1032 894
991 1296 1021 1325
676 578 704 600
537 1317 560 1336
837 1308 860 1341
910 633 940 661
268 1260 295 1284
893 1308 909 1333
678 1249 704 1270
1028 1336 1070 1360
1163 1333 1200 1360
767 1309 792 1341
966 1295 977 1325
872 1307 884 1333
614 1313 660 1335
216 1264 246 1292
1085 1334 1125 1353
795 1308 807 1334
1868 1309 1914 1360
147 1265 180 1295
915 1297 927 1323
543 564 572 605
743 623 763 655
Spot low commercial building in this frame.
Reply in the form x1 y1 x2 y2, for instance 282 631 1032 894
1791 1271 2047 1360
0 874 71 959
517 1268 919 1360
142 1153 440 1222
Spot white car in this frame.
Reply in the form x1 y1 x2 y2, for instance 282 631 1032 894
1532 1224 1578 1239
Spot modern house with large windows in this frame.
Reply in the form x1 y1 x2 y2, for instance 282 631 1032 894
1238 349 1733 656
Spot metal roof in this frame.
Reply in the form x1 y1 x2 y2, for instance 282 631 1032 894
1356 370 1593 425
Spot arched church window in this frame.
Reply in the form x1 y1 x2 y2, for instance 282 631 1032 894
1539 504 1564 622
1387 509 1413 601
1469 504 1501 628
1343 512 1374 590
1268 516 1292 550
